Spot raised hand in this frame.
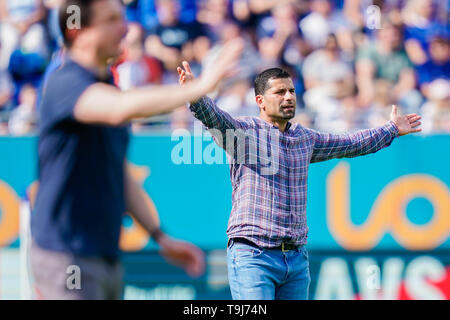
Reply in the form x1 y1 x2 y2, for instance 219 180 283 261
390 105 422 136
177 61 195 86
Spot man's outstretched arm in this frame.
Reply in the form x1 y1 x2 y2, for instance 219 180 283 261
309 105 422 163
73 39 243 126
124 165 205 278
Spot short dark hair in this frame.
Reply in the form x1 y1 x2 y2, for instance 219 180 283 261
58 0 103 47
254 68 291 96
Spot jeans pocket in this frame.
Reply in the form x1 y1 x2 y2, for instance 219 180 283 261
233 243 264 262
299 246 309 261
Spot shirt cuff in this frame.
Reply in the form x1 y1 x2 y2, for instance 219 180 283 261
385 120 400 138
188 96 209 109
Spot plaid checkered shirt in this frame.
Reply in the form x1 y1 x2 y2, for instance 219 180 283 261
190 96 399 248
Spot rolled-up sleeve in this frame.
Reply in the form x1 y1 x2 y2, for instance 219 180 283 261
189 96 243 132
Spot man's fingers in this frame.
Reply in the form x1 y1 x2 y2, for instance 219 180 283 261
186 250 205 277
409 115 421 123
161 241 205 277
391 105 398 116
182 61 192 74
411 121 421 128
224 63 241 79
177 68 186 79
176 244 205 277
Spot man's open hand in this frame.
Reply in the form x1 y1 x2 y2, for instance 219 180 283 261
390 105 422 136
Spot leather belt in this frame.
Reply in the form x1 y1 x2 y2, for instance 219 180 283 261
230 237 300 252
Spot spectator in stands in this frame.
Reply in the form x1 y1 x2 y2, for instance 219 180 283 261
246 0 309 18
416 37 450 100
196 0 230 43
8 83 37 135
124 0 196 31
113 22 165 131
327 0 365 59
232 0 308 34
114 23 163 91
355 18 420 113
402 0 449 65
231 0 252 26
257 1 309 70
421 79 450 134
0 69 14 110
302 33 355 132
300 0 334 49
123 0 158 31
416 36 450 134
202 20 260 118
43 0 64 50
0 61 14 133
0 0 447 134
375 0 405 26
0 40 14 113
0 0 49 69
145 0 207 75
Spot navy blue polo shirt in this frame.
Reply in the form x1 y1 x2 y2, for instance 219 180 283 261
31 57 130 259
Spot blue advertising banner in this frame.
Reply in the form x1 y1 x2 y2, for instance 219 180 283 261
0 134 449 299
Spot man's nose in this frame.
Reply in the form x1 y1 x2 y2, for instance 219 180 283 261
284 91 295 101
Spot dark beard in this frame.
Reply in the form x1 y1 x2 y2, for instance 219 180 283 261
279 109 296 120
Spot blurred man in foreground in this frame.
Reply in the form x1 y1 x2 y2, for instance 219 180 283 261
31 0 242 299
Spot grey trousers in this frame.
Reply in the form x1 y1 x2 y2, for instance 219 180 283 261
30 241 124 300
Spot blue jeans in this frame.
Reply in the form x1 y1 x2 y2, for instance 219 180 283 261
226 239 310 300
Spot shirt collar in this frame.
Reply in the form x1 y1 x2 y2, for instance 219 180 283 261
258 117 293 133
64 54 114 84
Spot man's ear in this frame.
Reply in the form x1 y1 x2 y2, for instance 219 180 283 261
65 28 79 44
255 95 264 111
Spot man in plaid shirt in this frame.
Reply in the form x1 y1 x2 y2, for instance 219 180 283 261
178 63 422 300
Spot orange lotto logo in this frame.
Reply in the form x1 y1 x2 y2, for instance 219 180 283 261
327 162 450 251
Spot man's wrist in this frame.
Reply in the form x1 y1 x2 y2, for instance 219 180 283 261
188 95 206 107
186 78 208 105
387 120 400 137
150 227 164 243
196 76 211 95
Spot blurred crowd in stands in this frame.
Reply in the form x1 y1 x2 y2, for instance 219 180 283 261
0 0 448 135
